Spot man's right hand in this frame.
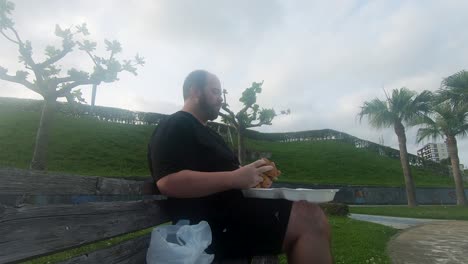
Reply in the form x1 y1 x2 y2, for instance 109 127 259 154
230 159 273 189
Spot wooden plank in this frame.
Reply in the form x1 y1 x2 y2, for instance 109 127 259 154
215 259 249 264
58 234 151 264
0 200 170 263
251 256 279 264
0 194 166 207
214 256 278 264
0 168 98 195
0 168 150 195
59 235 275 264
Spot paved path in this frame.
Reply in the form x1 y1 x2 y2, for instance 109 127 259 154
349 214 468 263
388 221 468 264
349 213 443 229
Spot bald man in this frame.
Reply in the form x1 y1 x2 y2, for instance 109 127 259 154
148 70 332 263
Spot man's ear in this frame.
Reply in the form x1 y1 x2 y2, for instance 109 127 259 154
190 86 202 99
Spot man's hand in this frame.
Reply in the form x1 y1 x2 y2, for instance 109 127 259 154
230 159 273 189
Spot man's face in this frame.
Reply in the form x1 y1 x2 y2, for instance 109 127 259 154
199 74 223 121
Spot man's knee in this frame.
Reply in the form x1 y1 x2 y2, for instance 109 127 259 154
295 201 329 233
287 201 330 240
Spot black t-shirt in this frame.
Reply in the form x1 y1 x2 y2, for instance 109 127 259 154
147 111 241 221
148 111 293 258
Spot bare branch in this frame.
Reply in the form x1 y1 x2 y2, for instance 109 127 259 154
246 121 270 128
0 70 40 94
218 111 229 120
237 104 250 118
39 48 72 67
56 79 94 97
218 112 236 125
8 25 23 44
109 50 115 61
53 76 74 84
76 41 99 66
85 50 99 66
0 29 18 44
221 104 238 126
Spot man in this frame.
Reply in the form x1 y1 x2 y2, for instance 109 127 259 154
148 70 332 263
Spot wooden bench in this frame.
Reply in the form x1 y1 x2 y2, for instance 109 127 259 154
0 168 278 264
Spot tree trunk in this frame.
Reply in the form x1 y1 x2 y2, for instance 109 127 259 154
237 127 246 165
394 122 417 207
446 136 467 206
30 99 56 171
91 84 97 114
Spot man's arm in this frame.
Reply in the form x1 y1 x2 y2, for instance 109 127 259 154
157 159 273 198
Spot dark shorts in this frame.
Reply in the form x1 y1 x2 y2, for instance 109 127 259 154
207 197 293 260
168 193 293 260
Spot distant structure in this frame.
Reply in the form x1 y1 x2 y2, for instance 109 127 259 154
418 143 465 177
417 143 449 163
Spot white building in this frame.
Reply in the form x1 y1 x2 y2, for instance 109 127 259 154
417 143 449 163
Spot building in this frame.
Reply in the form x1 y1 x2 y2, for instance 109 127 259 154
417 143 449 163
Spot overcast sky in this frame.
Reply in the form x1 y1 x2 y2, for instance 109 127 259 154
1 0 468 167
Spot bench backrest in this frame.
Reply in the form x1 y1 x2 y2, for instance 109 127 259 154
0 168 278 264
0 168 168 263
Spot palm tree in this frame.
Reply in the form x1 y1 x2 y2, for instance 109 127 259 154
438 70 468 106
416 102 467 206
358 88 433 207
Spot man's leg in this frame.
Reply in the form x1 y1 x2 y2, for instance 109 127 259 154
282 201 332 264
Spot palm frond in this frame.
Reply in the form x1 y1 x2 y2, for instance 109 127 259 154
389 88 415 118
358 98 395 129
416 126 442 143
440 70 468 106
442 70 468 90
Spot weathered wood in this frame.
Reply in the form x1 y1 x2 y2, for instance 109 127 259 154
251 256 279 264
59 235 278 264
0 168 148 195
0 193 165 207
215 259 249 264
58 234 151 264
0 200 169 263
214 256 279 264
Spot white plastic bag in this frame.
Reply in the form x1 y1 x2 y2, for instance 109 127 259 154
146 220 214 264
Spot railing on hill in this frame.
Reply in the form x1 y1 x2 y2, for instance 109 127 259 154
0 97 451 177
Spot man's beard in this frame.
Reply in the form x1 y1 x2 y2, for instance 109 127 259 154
199 95 219 121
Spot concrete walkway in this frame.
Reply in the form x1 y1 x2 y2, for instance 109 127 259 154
349 214 468 264
349 213 443 229
388 221 468 264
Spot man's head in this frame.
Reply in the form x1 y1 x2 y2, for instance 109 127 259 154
183 70 223 121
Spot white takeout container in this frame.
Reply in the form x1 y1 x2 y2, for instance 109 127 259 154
241 188 339 203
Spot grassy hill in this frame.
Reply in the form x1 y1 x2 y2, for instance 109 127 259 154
247 139 453 187
0 104 455 187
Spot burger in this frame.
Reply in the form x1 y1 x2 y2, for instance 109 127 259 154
255 158 281 188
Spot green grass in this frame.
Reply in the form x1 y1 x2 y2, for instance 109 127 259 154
0 104 455 186
280 216 397 264
279 216 397 264
247 139 454 187
21 217 396 264
350 205 468 220
329 217 397 264
0 107 154 177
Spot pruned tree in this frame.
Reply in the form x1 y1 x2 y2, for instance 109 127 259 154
0 0 144 170
219 81 289 165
